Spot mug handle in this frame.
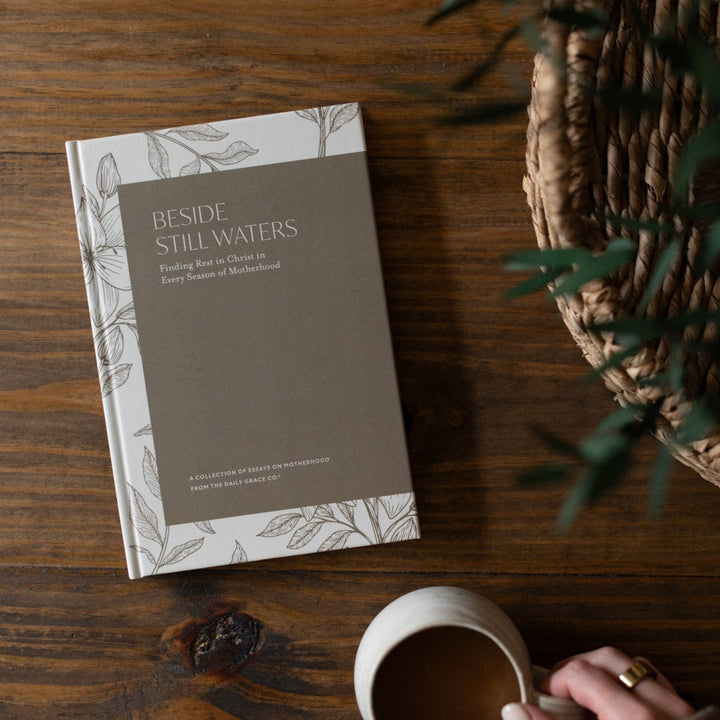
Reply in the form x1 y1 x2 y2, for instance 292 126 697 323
531 666 589 720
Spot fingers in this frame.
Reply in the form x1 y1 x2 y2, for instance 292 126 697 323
501 702 554 720
629 656 675 693
543 647 693 720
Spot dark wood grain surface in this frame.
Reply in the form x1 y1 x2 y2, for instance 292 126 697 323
2 1 720 717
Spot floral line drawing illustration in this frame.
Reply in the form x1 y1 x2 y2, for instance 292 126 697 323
78 153 134 396
77 122 260 397
258 493 418 553
133 423 153 437
127 445 212 574
295 104 359 157
231 540 248 565
123 438 416 573
125 443 415 572
144 123 258 178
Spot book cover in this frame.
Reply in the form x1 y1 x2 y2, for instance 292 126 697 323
65 104 418 578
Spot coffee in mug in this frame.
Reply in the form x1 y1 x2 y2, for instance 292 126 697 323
354 586 586 720
371 625 520 718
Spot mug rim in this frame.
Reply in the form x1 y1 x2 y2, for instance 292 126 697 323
354 586 532 720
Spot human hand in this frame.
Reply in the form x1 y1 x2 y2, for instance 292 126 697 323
501 646 694 720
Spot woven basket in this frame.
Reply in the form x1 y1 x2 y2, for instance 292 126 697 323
524 0 720 485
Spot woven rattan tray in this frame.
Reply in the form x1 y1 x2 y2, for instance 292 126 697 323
524 0 720 484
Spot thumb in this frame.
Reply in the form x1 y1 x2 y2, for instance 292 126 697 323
502 702 555 720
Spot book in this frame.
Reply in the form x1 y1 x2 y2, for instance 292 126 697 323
66 104 418 578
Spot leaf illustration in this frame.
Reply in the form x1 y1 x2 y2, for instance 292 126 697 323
295 108 320 124
287 521 324 550
142 447 162 500
127 483 163 545
116 302 136 323
204 140 258 165
145 133 171 178
258 512 302 537
134 423 152 437
364 496 379 516
379 494 411 519
231 540 248 564
328 103 359 134
169 124 229 141
318 529 353 552
314 504 335 521
194 520 215 534
385 517 419 543
99 204 125 248
301 505 317 522
95 325 124 366
82 185 101 217
130 544 157 565
160 537 204 567
180 156 202 176
100 363 132 396
338 501 355 523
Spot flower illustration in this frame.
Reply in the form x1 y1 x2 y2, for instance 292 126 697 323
77 197 131 326
96 153 121 199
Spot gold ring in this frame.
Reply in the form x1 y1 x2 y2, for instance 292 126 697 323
618 659 657 690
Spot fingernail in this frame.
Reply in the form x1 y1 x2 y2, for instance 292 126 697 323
501 703 532 720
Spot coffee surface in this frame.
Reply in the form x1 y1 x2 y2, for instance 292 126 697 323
371 625 520 719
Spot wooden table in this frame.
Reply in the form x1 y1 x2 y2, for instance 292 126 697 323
3 1 720 717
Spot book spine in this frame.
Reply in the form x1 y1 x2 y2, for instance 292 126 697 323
65 141 143 579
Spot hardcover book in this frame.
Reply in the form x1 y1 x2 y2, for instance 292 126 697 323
66 104 418 578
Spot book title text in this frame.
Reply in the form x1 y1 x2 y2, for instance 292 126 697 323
151 202 298 255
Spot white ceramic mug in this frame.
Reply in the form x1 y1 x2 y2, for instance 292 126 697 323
354 586 587 720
